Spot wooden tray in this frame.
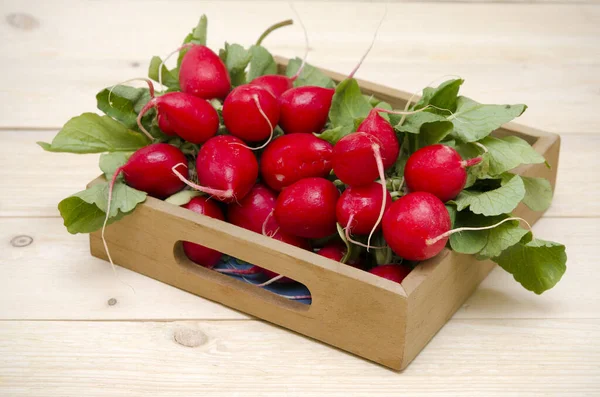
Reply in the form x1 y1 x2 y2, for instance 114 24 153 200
89 58 561 370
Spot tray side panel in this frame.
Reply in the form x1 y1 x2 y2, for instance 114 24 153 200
90 200 408 369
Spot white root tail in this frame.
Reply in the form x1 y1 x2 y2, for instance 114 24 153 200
289 3 309 81
426 217 533 246
344 214 387 250
367 143 388 250
254 274 285 287
158 43 194 92
348 6 387 79
171 163 234 200
228 95 274 151
101 166 136 293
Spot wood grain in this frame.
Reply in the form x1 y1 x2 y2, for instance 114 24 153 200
0 319 598 396
1 1 599 132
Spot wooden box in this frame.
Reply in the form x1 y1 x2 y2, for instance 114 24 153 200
89 58 561 370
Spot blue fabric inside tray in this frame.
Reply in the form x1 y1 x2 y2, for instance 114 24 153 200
213 256 312 305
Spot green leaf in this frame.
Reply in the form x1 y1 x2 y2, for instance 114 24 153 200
416 120 453 149
285 57 335 88
219 43 251 86
75 182 147 217
521 176 553 212
392 134 411 177
336 223 358 264
454 174 525 216
96 85 153 130
449 212 529 258
396 112 447 134
38 113 149 153
58 196 126 234
449 96 527 142
99 152 132 179
148 56 179 89
165 190 203 206
315 125 353 145
455 142 489 188
480 135 546 175
415 79 464 113
329 78 372 129
57 181 146 234
492 238 567 294
247 45 277 81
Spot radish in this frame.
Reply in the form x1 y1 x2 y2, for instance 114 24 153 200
274 177 339 239
172 135 258 203
368 264 412 284
137 91 219 144
181 197 225 268
100 143 189 282
115 143 188 199
332 132 390 247
179 44 231 99
356 108 400 168
382 192 451 261
251 75 294 99
336 182 392 235
222 85 280 143
317 242 362 269
404 144 482 202
260 133 333 191
227 184 278 234
278 86 335 134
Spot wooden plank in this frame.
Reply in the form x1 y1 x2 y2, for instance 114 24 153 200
0 217 596 321
1 1 599 132
2 130 597 218
0 319 598 396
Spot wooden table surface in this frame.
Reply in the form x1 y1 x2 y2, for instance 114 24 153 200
1 1 599 395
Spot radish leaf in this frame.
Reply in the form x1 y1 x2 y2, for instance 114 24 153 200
329 78 372 130
285 57 335 88
480 135 546 175
453 174 525 216
219 42 251 86
247 45 277 81
449 97 527 142
414 78 463 113
38 113 149 153
492 239 567 294
522 176 553 212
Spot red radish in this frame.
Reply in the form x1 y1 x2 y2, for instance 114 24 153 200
179 45 231 99
116 143 188 199
181 197 225 268
382 192 451 261
369 264 412 284
251 75 294 99
260 134 333 191
222 85 280 143
336 182 392 235
332 132 385 187
137 91 219 144
101 143 189 279
404 144 482 202
172 135 258 203
357 109 400 168
274 177 340 239
332 132 391 247
228 184 278 234
278 86 335 134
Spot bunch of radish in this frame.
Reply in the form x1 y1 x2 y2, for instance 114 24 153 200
43 13 565 298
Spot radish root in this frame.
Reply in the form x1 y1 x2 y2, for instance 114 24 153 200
101 166 136 294
158 43 194 92
367 143 388 250
171 163 234 200
229 95 274 151
289 2 309 81
348 6 387 79
344 214 387 250
426 217 532 246
254 274 284 287
136 99 158 141
108 77 155 107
